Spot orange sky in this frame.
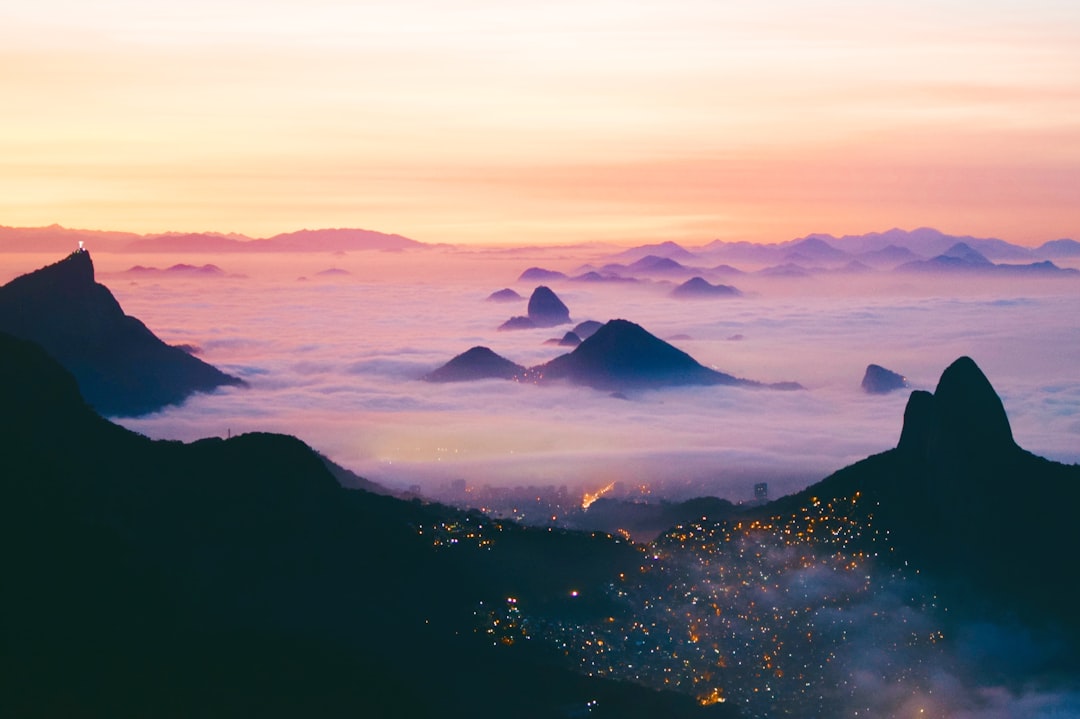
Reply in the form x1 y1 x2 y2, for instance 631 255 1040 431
2 0 1078 245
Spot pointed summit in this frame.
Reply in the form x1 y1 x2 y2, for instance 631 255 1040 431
538 319 726 389
896 356 1015 461
939 242 992 265
932 356 1014 449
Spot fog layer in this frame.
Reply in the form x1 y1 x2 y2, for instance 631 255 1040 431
5 248 1075 502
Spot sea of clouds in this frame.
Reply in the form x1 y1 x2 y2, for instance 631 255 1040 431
5 247 1075 503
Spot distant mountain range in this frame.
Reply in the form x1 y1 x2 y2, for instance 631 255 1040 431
428 318 802 392
0 224 425 253
4 225 1076 269
547 228 1080 282
0 251 244 415
896 242 1078 275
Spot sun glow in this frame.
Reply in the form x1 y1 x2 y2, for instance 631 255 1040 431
2 0 1078 244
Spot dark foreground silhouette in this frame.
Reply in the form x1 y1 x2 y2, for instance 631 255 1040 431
0 332 731 719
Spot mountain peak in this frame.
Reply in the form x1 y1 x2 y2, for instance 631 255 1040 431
0 252 243 416
939 242 992 265
526 286 571 327
537 319 740 389
897 356 1015 461
933 356 1014 446
861 363 908 394
423 346 525 382
18 248 95 289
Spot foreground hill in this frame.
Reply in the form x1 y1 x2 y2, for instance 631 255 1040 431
0 332 730 719
763 356 1080 628
554 356 1080 716
0 250 244 416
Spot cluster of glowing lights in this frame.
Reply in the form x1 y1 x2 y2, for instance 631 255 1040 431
581 482 616 511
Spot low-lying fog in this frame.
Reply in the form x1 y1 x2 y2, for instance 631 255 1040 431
6 247 1078 502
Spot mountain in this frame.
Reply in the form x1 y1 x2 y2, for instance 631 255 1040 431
898 242 1079 275
536 319 801 391
125 263 227 276
126 232 252 253
0 331 727 719
671 277 741 299
544 331 582 348
1036 238 1080 258
486 288 523 302
896 242 994 272
764 356 1080 628
804 227 1036 261
0 251 244 416
258 227 422 252
855 244 920 268
572 320 604 340
780 237 850 262
0 225 425 254
423 346 526 382
518 267 569 282
606 241 699 264
756 263 813 278
696 240 781 265
571 271 639 284
499 286 571 330
123 228 422 253
941 241 994 265
860 363 908 393
625 255 696 276
431 320 801 391
527 285 571 326
0 223 141 253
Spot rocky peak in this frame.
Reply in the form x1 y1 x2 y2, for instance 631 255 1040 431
6 249 95 294
527 286 571 327
861 364 908 394
897 356 1015 461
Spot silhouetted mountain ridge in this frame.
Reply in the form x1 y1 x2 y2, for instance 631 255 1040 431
760 356 1080 630
0 251 245 416
0 331 729 719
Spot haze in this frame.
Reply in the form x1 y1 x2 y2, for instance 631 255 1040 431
4 244 1075 503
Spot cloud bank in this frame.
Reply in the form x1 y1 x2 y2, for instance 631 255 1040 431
6 248 1072 503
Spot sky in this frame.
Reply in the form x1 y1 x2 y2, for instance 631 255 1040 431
2 0 1079 246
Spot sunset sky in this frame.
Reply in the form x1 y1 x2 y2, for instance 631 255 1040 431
3 0 1078 245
